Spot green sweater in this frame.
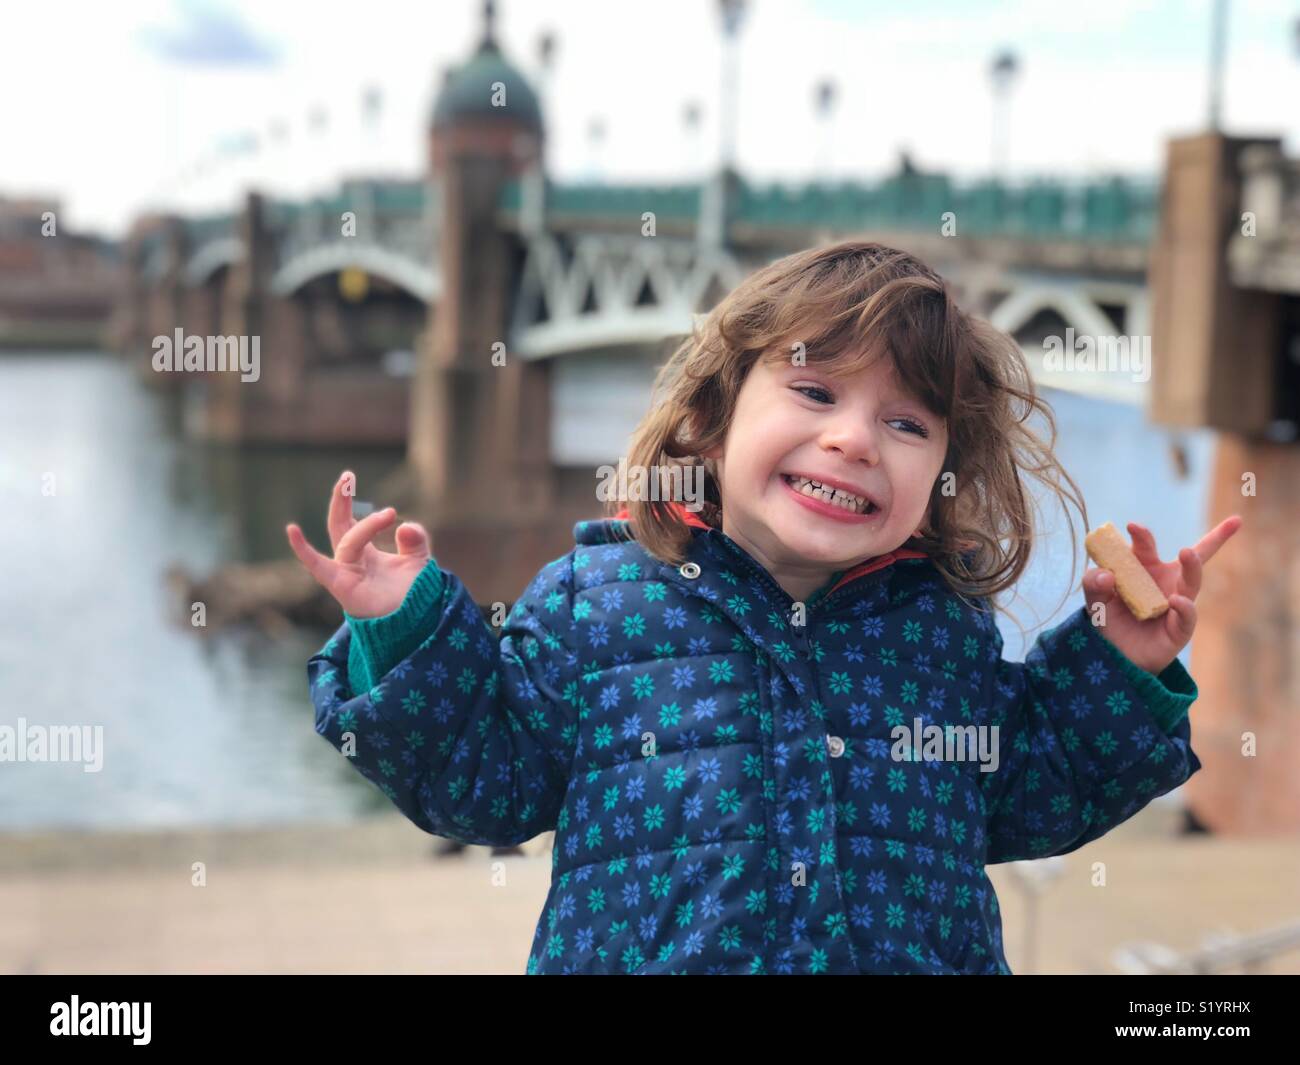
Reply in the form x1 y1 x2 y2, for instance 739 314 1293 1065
343 560 446 695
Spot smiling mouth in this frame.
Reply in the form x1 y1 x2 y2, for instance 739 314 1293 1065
780 473 880 515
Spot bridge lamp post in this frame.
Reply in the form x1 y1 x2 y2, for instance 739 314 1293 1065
536 30 557 110
814 79 837 185
227 131 259 201
989 50 1020 179
266 121 288 197
308 105 329 199
1196 0 1227 131
1207 0 1228 131
1292 10 1300 105
682 101 704 180
359 87 383 232
191 154 208 208
716 0 749 175
586 117 607 181
362 86 383 167
518 32 557 236
535 30 558 167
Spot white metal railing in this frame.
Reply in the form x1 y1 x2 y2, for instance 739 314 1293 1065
1112 920 1300 975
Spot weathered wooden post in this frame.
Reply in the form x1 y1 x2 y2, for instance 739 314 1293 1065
1148 132 1300 833
208 192 270 440
142 217 188 385
106 221 154 360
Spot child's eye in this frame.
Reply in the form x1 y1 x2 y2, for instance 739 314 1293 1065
888 417 930 438
794 385 833 404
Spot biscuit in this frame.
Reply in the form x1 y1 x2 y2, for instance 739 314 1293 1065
1085 522 1170 621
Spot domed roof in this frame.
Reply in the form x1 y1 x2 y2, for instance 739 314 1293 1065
431 6 542 133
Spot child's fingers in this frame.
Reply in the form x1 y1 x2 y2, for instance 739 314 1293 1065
327 470 357 551
394 521 431 558
286 523 337 586
1176 546 1202 600
1126 522 1162 568
1081 567 1116 611
1164 593 1197 646
335 507 396 564
1192 514 1243 565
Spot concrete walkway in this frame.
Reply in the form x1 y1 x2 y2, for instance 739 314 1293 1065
2 808 1297 974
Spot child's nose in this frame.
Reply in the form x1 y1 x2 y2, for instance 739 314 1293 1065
822 415 881 465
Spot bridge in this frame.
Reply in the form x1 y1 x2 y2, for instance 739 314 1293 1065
113 166 1161 456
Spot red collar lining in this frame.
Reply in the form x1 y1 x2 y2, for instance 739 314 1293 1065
825 548 927 596
612 502 713 531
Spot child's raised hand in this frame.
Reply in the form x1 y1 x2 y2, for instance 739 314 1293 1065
285 470 432 619
1081 516 1242 674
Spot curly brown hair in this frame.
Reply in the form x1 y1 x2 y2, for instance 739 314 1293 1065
611 239 1087 606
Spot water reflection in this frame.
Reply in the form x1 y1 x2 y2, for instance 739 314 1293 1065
0 352 402 830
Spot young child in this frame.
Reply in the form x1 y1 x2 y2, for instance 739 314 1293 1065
286 240 1240 975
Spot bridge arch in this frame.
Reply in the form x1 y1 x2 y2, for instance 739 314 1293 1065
183 238 245 286
989 285 1119 342
270 243 439 303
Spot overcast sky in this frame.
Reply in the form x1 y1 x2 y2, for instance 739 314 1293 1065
6 0 1300 237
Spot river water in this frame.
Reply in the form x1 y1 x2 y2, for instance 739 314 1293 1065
0 351 1216 831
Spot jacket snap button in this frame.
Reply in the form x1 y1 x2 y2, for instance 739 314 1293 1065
679 562 701 579
827 735 845 758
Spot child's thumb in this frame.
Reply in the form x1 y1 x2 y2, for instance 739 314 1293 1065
1081 567 1116 611
394 521 431 558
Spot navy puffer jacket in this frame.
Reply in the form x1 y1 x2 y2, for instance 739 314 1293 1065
307 508 1200 974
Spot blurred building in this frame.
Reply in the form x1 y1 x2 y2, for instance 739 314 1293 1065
0 195 121 349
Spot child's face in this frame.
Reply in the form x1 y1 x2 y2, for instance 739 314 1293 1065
703 354 949 597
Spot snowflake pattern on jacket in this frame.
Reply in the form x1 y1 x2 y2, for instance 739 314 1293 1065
307 509 1200 974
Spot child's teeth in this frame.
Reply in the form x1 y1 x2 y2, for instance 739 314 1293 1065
788 475 871 514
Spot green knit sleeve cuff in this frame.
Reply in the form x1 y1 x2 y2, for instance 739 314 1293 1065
344 560 445 695
1086 617 1198 734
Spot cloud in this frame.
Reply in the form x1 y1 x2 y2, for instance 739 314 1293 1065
137 0 280 67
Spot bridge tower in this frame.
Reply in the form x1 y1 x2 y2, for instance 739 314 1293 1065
410 0 558 602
